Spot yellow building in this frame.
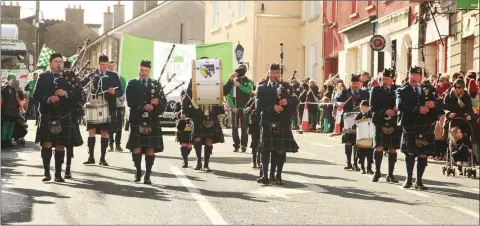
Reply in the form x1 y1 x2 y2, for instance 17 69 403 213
204 1 324 84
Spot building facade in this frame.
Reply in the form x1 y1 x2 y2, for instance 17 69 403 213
323 1 340 79
85 1 205 68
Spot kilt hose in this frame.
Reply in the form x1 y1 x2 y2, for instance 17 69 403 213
249 124 261 150
374 126 401 149
190 118 225 145
400 123 436 156
35 113 83 147
86 109 117 134
126 120 164 153
258 124 299 153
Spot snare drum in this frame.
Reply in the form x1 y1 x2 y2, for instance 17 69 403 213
343 111 359 134
356 118 375 148
85 100 110 124
192 59 224 105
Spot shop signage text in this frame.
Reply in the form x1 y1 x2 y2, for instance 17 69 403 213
375 7 410 35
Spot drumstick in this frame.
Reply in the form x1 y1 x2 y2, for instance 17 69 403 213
98 87 118 94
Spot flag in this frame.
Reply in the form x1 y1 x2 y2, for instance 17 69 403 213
62 54 78 64
36 44 54 67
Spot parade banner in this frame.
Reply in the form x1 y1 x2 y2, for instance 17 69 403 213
119 34 234 85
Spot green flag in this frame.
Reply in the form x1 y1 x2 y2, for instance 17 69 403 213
36 44 54 67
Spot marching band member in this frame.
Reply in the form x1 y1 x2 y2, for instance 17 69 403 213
81 55 123 166
396 66 441 190
370 69 401 182
245 88 260 168
335 74 369 171
108 60 126 152
353 100 373 174
1 73 23 148
256 63 299 185
182 79 226 172
62 60 85 179
227 64 254 152
34 53 83 182
174 91 193 168
125 60 167 184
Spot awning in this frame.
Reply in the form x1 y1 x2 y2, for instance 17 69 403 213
339 16 377 34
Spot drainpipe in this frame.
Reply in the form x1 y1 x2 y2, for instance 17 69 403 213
180 23 183 44
371 22 375 77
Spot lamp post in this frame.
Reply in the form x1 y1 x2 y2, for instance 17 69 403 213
235 42 244 64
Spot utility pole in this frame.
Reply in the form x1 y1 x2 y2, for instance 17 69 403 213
34 0 40 66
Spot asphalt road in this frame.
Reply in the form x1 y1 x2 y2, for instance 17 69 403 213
2 122 479 225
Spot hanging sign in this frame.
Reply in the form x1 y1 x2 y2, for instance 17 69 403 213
369 35 386 51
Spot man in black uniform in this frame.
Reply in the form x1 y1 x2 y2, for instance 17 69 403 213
125 60 167 184
256 63 299 185
182 78 225 172
174 91 193 168
245 88 260 168
81 55 123 166
62 60 85 179
370 68 401 182
227 64 254 152
34 53 83 182
335 74 369 171
396 66 441 190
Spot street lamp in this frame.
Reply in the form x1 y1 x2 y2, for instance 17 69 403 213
235 42 244 64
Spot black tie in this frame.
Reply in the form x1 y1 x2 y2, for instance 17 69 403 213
142 79 147 87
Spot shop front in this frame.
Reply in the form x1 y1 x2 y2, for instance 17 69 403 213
424 15 450 76
338 16 376 82
372 6 419 82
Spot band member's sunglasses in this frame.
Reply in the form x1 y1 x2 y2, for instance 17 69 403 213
455 86 463 89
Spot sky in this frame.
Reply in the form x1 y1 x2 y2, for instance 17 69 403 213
16 1 136 25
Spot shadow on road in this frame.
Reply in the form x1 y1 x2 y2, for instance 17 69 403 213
211 156 339 166
283 171 357 182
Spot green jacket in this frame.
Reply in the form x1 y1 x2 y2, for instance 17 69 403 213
25 80 36 98
227 79 254 109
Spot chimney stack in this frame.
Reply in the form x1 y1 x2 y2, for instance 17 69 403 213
113 1 125 28
145 0 157 11
2 1 21 19
132 1 145 18
103 6 114 33
65 4 84 24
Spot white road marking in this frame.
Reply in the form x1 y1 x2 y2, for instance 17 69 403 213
396 209 427 224
396 184 430 198
308 141 335 148
470 187 479 193
170 166 228 225
2 190 29 198
270 206 278 214
451 206 480 219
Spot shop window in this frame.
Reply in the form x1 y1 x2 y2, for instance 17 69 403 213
310 43 318 81
351 0 358 14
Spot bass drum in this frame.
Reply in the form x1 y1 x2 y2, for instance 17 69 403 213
192 59 224 106
356 118 375 148
343 111 359 134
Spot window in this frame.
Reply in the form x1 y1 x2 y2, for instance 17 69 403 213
356 47 362 72
225 1 231 24
237 1 246 19
310 43 318 81
311 1 319 18
367 0 372 6
351 0 358 14
301 1 306 21
188 40 204 45
212 1 220 28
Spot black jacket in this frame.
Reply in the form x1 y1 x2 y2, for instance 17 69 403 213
334 88 370 112
256 81 299 126
396 83 442 126
125 77 167 124
370 84 399 126
81 70 123 110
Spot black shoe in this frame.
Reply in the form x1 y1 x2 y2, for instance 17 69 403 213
361 169 366 174
54 176 65 182
42 175 51 182
182 162 188 168
144 177 152 185
366 169 374 175
194 163 202 170
372 171 381 182
353 165 361 171
344 164 352 170
269 173 275 181
204 163 212 172
386 175 398 183
233 147 239 152
257 177 269 185
241 146 247 152
403 180 413 188
414 182 427 190
275 175 284 185
64 171 72 179
83 158 95 164
108 144 114 152
134 172 142 182
115 146 123 152
252 162 257 168
99 160 109 166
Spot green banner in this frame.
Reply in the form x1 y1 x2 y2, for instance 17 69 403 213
196 42 234 83
456 0 479 9
119 35 154 82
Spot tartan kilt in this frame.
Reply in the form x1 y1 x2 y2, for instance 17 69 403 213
35 114 83 147
126 120 164 153
191 117 225 144
176 130 192 144
110 108 125 133
400 124 436 155
374 126 401 149
249 124 261 149
258 124 299 153
86 110 117 134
